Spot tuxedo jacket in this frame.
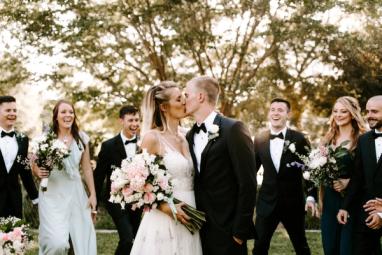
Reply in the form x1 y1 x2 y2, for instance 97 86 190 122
342 131 382 215
0 133 38 218
94 134 138 204
254 128 316 217
187 114 257 242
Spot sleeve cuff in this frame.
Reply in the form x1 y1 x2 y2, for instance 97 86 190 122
306 196 316 203
32 198 39 205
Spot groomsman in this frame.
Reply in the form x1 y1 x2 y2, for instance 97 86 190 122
0 95 38 218
338 95 382 255
252 98 317 255
94 105 142 255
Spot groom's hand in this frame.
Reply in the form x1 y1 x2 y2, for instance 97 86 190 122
233 236 243 245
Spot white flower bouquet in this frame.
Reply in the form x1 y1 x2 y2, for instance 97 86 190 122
0 217 32 254
25 130 70 191
109 149 206 234
290 141 350 186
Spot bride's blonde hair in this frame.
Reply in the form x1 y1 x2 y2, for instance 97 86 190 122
140 81 178 137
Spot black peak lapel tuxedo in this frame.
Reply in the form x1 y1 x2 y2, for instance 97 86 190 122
94 134 141 255
253 128 314 255
342 131 382 255
0 132 38 218
187 114 257 255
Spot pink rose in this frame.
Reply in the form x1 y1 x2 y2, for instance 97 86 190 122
122 187 133 198
143 192 156 204
143 183 154 193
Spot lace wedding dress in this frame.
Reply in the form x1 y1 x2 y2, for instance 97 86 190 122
130 135 202 255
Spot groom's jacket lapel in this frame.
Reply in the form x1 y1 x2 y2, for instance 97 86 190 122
200 114 221 174
8 132 24 174
262 131 278 174
187 126 199 176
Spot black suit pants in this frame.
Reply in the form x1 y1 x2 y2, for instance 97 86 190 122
253 203 310 255
0 193 22 218
106 201 141 255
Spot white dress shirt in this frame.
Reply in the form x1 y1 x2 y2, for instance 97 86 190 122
269 127 287 172
0 127 18 173
193 111 217 172
120 132 137 159
375 130 382 162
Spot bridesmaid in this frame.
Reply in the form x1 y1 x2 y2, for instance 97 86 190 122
33 100 97 255
320 96 366 255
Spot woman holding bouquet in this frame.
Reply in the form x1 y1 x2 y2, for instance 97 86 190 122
320 96 366 255
129 81 202 255
33 100 97 255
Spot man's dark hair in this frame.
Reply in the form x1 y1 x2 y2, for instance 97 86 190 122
119 105 139 119
271 98 291 111
0 96 16 105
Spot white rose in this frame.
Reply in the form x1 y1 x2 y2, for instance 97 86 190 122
209 124 219 133
157 192 164 201
303 171 310 180
289 143 296 153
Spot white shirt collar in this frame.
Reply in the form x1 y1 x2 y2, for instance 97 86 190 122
0 126 15 133
200 111 217 132
270 126 287 136
375 129 382 134
120 132 136 144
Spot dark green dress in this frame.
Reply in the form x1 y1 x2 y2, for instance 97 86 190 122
321 149 354 255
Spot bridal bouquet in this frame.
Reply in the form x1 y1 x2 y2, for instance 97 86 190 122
20 130 70 191
291 141 350 186
109 149 206 234
0 217 32 254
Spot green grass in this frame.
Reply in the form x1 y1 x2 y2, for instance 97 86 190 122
25 229 323 255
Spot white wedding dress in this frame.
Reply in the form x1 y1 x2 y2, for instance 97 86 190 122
130 135 203 255
38 132 96 255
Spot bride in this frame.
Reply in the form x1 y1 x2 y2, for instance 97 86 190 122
130 81 203 255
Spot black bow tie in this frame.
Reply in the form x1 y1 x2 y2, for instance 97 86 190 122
125 137 137 145
194 123 207 134
373 132 382 139
1 131 15 138
270 132 284 140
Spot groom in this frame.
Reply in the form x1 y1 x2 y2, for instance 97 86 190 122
94 105 142 255
0 95 38 218
185 76 257 255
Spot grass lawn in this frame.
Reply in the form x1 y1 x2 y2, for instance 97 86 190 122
25 229 323 255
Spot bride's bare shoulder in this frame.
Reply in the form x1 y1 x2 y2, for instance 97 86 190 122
140 130 161 154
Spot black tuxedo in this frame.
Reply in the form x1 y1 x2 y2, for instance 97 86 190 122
0 132 38 218
253 128 315 255
187 114 257 255
342 131 382 255
94 134 141 255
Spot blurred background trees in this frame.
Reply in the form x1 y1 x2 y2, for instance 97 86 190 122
0 0 381 148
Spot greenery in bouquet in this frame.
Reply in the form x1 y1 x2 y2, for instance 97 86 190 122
291 141 350 187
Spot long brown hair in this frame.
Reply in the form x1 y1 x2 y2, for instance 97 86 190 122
52 100 84 149
323 96 367 150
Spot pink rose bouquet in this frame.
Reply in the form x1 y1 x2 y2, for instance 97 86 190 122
0 217 32 254
109 149 205 234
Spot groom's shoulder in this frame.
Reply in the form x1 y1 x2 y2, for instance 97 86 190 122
102 134 121 146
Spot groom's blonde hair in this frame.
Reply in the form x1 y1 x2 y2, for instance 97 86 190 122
189 76 220 106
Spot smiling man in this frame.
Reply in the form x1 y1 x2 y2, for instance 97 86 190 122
94 105 142 255
252 98 317 255
0 95 38 218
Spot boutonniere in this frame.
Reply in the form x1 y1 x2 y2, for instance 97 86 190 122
208 124 219 141
283 140 296 153
15 131 26 139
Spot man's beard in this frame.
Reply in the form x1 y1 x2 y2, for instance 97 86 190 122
368 118 382 129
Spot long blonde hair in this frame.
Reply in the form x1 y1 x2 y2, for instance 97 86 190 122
324 96 367 150
140 81 178 137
